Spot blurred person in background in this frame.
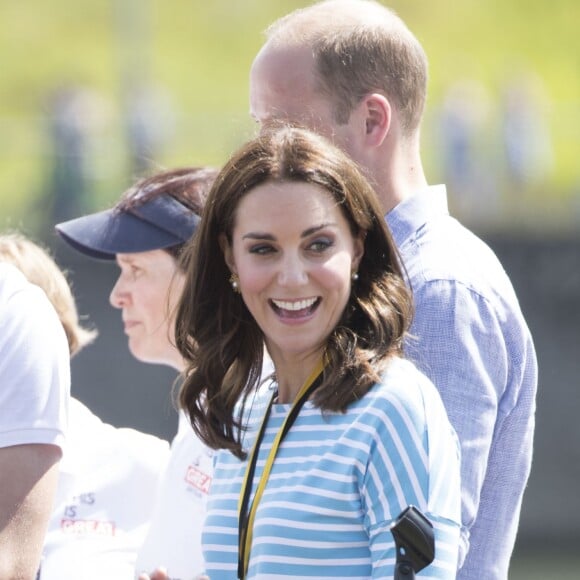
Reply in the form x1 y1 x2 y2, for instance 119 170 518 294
45 83 111 227
499 70 554 192
249 1 538 578
0 232 170 578
0 248 70 578
56 167 218 579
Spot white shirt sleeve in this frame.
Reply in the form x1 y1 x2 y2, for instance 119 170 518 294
0 264 70 450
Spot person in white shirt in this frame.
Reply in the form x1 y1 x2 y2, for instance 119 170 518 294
0 258 70 579
0 231 170 579
56 167 219 580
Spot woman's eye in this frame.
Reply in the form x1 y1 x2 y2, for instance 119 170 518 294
309 238 333 252
249 244 274 255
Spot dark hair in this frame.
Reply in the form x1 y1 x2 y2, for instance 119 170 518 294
117 166 219 267
176 126 412 458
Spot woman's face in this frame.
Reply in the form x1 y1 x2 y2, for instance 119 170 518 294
109 249 185 371
223 180 364 367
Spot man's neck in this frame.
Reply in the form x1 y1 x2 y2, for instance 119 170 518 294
373 143 427 214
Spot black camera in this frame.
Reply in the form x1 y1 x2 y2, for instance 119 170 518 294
390 505 435 579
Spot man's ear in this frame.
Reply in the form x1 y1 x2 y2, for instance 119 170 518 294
218 233 236 274
361 93 391 147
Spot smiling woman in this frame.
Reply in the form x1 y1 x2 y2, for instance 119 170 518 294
221 179 364 396
176 125 462 579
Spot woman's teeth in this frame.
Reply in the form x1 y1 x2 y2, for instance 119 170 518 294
272 297 317 311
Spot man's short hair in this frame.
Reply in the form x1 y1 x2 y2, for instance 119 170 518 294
266 0 428 135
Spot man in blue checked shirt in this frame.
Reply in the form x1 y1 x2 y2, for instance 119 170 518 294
249 1 538 578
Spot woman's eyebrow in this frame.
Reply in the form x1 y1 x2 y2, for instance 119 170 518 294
242 223 336 241
116 255 135 265
242 232 276 241
302 223 336 237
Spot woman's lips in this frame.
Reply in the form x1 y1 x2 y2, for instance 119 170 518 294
269 297 321 319
123 320 140 332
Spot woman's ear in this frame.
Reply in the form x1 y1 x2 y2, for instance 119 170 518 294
352 231 366 273
218 233 236 274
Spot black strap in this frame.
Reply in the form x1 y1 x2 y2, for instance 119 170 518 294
237 371 324 578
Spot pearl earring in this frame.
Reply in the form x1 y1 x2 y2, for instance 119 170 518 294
351 272 359 281
229 273 241 293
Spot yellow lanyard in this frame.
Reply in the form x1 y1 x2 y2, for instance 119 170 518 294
237 359 325 579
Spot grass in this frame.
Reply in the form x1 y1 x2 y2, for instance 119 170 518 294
0 0 578 235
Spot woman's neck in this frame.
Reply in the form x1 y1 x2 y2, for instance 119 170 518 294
273 354 324 404
275 375 307 404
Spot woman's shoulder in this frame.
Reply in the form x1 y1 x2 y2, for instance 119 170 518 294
375 357 435 397
363 357 447 426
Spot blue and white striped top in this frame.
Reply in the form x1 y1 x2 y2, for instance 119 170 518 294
203 357 461 579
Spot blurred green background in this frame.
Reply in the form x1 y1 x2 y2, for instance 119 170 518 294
1 0 578 237
1 1 579 577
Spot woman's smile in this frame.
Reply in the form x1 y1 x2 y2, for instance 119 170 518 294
223 179 364 366
269 296 321 320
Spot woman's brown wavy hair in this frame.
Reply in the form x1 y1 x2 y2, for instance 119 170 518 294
176 126 412 459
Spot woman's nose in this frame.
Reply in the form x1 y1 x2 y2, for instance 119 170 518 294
109 276 129 309
277 256 308 287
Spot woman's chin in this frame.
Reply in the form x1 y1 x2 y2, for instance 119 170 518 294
128 340 154 364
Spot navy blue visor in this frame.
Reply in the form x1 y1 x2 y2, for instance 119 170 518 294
55 195 200 260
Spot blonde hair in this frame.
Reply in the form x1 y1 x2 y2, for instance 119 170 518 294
0 232 97 356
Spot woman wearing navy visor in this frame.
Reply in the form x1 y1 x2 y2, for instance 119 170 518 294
55 167 218 579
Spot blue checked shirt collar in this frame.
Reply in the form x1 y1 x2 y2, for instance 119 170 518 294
385 185 448 248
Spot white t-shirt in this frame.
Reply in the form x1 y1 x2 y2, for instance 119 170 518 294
40 398 170 579
0 263 70 450
134 356 275 580
134 410 214 580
